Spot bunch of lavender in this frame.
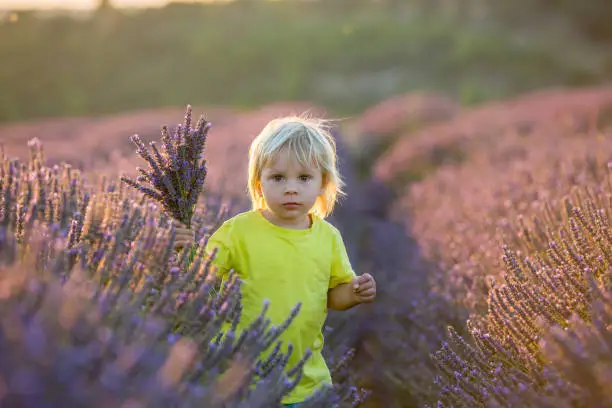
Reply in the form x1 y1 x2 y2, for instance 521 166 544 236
121 104 210 228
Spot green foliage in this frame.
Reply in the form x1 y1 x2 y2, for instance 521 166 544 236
0 1 608 123
493 0 612 43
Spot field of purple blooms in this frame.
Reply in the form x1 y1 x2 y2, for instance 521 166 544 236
374 86 612 407
0 104 381 408
1 86 611 407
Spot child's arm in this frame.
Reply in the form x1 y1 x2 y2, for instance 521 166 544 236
175 220 233 281
328 283 358 311
202 222 234 282
328 273 376 310
327 227 376 311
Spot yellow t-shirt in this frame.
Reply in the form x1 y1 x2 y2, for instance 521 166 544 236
202 209 356 404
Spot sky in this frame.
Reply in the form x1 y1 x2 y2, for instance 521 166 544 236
0 0 223 10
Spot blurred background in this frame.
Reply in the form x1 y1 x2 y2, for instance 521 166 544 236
1 0 611 124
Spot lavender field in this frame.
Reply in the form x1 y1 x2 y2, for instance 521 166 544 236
1 84 611 408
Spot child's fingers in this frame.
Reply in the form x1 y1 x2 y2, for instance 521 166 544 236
175 227 195 240
357 274 372 284
174 237 188 246
360 287 375 296
174 228 195 248
355 281 374 293
357 284 376 297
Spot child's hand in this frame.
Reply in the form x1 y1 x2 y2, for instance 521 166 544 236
173 221 195 251
351 273 376 303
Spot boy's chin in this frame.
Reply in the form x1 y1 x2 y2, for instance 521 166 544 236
270 206 307 219
278 209 306 219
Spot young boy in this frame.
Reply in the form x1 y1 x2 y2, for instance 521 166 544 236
175 115 376 406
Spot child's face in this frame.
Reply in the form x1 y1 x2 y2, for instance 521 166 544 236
259 148 324 226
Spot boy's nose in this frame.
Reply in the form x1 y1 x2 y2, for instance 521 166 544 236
284 183 298 194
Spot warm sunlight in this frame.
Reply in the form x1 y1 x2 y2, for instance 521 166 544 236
0 0 231 10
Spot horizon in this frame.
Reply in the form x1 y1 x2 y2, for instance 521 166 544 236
0 0 229 10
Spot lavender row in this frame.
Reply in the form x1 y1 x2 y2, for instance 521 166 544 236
428 186 612 407
394 104 612 406
0 108 363 407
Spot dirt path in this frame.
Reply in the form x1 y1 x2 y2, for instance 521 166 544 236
325 129 467 408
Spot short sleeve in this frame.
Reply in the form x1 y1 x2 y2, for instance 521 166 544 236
203 220 234 281
329 226 357 290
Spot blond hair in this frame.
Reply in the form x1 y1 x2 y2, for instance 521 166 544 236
247 115 345 219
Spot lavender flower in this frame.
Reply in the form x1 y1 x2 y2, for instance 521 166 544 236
121 105 211 228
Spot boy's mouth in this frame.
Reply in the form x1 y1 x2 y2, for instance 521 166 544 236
282 202 301 209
